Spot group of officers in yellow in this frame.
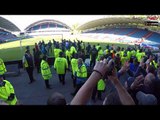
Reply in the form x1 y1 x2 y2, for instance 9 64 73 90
0 58 17 105
1 39 159 105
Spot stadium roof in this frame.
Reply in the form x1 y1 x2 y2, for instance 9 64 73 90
24 19 71 31
0 16 20 32
0 15 106 32
77 17 146 31
0 15 150 32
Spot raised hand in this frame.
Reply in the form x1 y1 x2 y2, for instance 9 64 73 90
93 59 108 77
131 75 144 90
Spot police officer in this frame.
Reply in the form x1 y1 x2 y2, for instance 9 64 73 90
0 58 7 80
71 58 87 96
41 55 52 89
90 45 98 68
71 53 78 88
65 48 71 68
54 52 68 85
22 47 36 84
0 75 18 105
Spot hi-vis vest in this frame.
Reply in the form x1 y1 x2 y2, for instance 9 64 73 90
0 58 7 75
54 57 68 74
41 60 52 80
66 50 71 61
23 57 28 68
71 58 78 75
97 79 106 91
23 53 33 68
150 60 158 68
70 46 77 55
96 49 104 61
0 80 17 105
136 52 143 62
54 48 62 58
76 64 87 78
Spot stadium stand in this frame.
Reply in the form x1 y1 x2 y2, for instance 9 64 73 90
0 29 19 43
82 27 160 45
25 20 71 36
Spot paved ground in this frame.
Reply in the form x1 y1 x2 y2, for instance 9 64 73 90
5 64 107 105
5 63 129 105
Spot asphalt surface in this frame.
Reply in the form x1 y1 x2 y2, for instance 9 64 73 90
5 63 129 105
5 64 107 105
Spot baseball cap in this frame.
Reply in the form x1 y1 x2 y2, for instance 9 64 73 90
136 91 157 105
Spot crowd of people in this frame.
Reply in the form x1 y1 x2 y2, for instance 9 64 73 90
0 38 160 105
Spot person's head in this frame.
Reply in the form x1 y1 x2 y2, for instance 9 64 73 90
103 92 121 105
25 49 30 53
125 77 135 89
59 52 64 57
149 55 153 61
129 57 134 63
146 65 155 74
116 53 120 57
78 58 83 66
123 53 127 57
42 55 47 61
47 92 66 105
0 75 4 82
33 48 35 52
26 46 30 50
136 91 157 105
139 49 142 53
144 73 155 88
99 55 104 61
98 47 101 51
73 53 78 59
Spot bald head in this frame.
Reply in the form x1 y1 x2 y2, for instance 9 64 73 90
144 73 155 87
78 58 83 65
47 92 66 105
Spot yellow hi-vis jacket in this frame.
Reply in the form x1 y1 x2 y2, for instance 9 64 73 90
127 51 131 60
150 60 158 68
54 48 62 58
22 53 33 68
41 60 52 80
120 51 124 58
131 50 136 57
121 56 128 66
66 50 71 62
23 56 28 68
96 45 100 50
136 52 143 62
54 57 68 74
70 46 77 55
96 49 104 61
76 64 87 78
0 80 17 105
71 58 78 75
97 79 106 91
0 58 7 75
